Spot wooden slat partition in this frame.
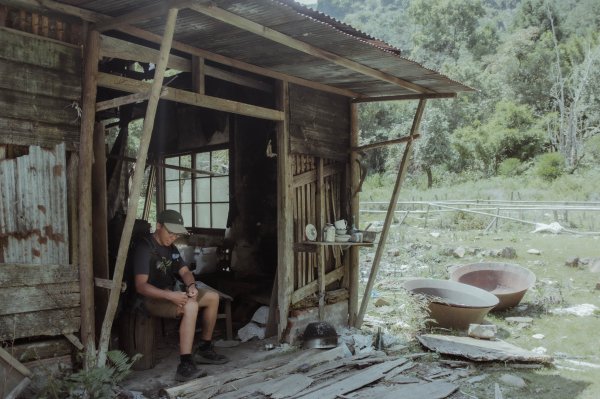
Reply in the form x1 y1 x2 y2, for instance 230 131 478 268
291 154 345 305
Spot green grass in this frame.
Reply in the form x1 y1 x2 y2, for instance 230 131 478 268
358 169 600 399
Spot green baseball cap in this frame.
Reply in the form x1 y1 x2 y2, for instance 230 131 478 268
157 209 188 235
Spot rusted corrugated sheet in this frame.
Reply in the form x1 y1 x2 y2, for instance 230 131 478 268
55 0 473 96
0 143 69 264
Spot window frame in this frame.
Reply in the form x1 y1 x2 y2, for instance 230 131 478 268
162 144 230 233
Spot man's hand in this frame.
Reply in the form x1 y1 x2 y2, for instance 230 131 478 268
168 290 190 307
186 284 198 299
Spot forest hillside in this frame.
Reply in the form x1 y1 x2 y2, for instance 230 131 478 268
313 0 600 197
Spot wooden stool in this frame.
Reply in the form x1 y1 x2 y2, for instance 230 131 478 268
118 310 158 371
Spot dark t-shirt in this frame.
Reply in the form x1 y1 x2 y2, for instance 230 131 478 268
132 234 187 290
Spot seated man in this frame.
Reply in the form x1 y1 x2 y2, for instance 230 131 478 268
132 209 228 381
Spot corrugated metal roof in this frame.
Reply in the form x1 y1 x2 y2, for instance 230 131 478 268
56 0 473 97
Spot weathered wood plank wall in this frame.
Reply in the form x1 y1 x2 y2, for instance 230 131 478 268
0 144 69 264
0 263 80 340
289 84 350 161
0 27 81 149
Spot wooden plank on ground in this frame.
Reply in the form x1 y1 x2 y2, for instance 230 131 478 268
213 373 313 399
162 346 350 399
294 358 408 399
417 334 554 364
356 381 458 399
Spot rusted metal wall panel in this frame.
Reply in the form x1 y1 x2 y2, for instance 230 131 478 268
0 143 69 265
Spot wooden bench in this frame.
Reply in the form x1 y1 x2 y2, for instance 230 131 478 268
118 283 233 371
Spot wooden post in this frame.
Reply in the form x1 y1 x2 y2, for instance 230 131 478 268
78 28 100 369
96 7 180 367
192 55 205 94
276 80 293 340
316 158 325 320
348 103 359 326
355 99 427 328
92 122 110 338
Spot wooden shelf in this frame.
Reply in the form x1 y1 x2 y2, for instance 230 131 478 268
298 241 373 247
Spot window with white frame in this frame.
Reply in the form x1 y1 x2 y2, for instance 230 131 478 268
164 148 229 229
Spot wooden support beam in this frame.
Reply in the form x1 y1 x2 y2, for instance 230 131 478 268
95 88 167 112
96 7 180 368
92 122 109 342
292 163 341 188
276 80 293 339
101 35 272 92
348 103 359 326
187 2 432 94
77 27 99 369
291 266 345 304
108 153 223 177
97 72 284 121
316 158 325 320
352 133 421 152
192 55 205 94
355 99 427 328
94 277 127 292
95 0 190 32
352 92 457 103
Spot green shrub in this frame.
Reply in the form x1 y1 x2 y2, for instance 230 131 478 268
498 157 522 176
535 152 566 181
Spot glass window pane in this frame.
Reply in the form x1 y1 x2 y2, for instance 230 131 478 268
211 176 229 202
180 178 192 203
180 155 192 169
195 204 211 228
165 157 179 180
165 180 180 203
195 177 210 202
211 150 229 174
195 152 210 172
212 203 229 229
180 204 192 226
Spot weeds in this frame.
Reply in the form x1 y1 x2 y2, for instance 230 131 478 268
38 350 141 399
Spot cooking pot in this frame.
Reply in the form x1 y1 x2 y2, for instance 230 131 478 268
302 321 338 349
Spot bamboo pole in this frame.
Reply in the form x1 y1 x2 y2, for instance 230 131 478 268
97 7 180 367
78 27 100 369
356 99 427 328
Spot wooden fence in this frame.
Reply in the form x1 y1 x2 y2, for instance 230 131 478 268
360 200 600 233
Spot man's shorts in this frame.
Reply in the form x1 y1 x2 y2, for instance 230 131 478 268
144 287 210 319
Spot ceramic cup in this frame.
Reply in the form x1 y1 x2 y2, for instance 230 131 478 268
334 219 347 229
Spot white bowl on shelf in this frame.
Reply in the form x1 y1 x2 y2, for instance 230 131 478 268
335 234 351 243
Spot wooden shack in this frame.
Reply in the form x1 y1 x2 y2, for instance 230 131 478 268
0 0 472 378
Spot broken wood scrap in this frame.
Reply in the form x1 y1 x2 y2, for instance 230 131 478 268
212 373 314 399
376 381 458 399
161 346 349 399
417 334 553 364
292 358 408 399
381 360 415 381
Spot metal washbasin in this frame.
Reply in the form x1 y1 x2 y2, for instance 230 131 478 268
404 278 499 331
449 262 536 311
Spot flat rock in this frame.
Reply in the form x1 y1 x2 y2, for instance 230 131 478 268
527 249 541 255
499 373 526 388
417 334 553 364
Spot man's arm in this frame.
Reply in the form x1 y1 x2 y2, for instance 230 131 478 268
178 266 198 298
135 273 189 306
